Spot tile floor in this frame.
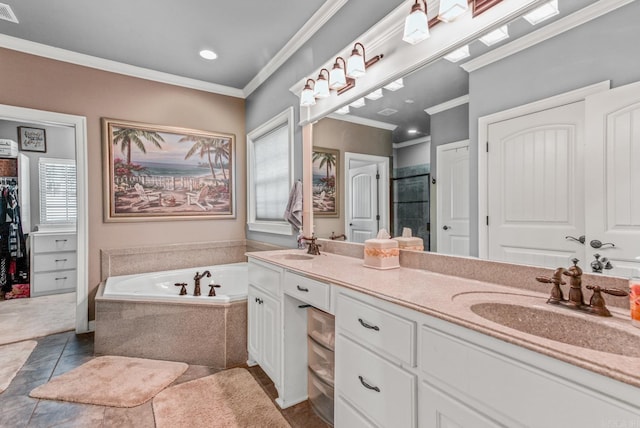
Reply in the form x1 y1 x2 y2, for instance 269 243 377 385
0 331 330 427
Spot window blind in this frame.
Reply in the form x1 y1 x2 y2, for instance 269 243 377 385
39 158 77 224
253 124 289 221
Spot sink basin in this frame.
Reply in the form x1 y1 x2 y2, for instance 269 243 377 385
471 302 640 357
274 253 314 261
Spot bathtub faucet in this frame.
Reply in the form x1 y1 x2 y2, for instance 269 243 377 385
193 270 211 296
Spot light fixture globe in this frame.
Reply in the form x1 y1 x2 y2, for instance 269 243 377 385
403 0 430 45
346 43 366 78
329 57 347 89
314 69 330 98
300 79 316 107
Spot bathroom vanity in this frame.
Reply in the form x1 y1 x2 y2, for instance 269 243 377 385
247 249 640 427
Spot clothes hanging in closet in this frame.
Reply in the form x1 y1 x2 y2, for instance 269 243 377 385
0 183 28 294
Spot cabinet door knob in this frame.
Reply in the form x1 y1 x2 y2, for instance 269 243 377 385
590 239 615 249
442 225 451 231
358 375 381 392
358 318 380 331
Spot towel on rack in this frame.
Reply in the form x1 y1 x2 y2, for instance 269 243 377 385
283 181 303 231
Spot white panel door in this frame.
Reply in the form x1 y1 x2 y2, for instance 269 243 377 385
586 81 640 277
437 141 470 256
487 102 585 268
348 164 378 243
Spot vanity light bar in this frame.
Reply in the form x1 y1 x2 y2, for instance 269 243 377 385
384 78 404 91
444 45 470 63
479 25 509 46
523 0 559 25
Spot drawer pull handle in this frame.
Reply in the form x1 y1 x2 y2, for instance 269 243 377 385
358 318 380 331
296 285 309 292
55 259 68 262
55 277 68 281
55 239 68 242
358 376 380 393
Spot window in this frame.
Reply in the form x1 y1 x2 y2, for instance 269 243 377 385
39 158 77 224
247 108 294 235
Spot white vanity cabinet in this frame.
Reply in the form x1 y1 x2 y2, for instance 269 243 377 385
247 259 283 389
30 230 77 296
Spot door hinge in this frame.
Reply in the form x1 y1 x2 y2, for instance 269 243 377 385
486 216 489 226
486 142 489 153
376 215 380 221
376 173 380 180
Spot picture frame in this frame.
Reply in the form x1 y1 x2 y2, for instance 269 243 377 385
102 118 235 222
312 147 339 217
18 126 46 152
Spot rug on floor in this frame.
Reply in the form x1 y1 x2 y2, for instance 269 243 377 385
152 367 291 428
29 355 188 407
0 340 37 393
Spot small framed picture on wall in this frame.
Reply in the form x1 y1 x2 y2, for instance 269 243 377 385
18 126 47 152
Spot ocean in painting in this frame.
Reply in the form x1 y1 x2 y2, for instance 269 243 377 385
135 161 221 177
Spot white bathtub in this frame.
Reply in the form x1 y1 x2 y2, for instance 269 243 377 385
103 262 248 303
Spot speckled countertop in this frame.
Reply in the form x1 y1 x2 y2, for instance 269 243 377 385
247 249 640 389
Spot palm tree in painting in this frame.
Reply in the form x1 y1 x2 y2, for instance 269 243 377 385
313 151 336 180
212 138 230 181
180 136 219 182
112 127 164 164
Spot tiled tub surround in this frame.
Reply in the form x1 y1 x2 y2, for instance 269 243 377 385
95 240 281 367
248 245 640 389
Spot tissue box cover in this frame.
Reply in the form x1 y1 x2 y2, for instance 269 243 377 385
364 238 399 270
393 236 424 251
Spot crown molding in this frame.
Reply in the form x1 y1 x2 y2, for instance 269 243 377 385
460 0 635 73
327 113 397 131
425 94 470 115
393 135 431 149
244 0 348 97
0 33 245 98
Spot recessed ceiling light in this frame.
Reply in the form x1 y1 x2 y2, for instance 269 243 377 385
523 0 559 25
350 98 366 108
444 45 471 63
365 89 384 100
479 25 509 46
384 79 404 91
408 129 418 134
335 106 350 115
199 49 218 60
405 99 415 104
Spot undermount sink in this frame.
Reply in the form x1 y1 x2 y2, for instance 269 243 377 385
470 302 640 357
274 253 314 261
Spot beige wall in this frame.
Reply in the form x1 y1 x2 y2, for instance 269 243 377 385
0 48 246 319
312 118 392 238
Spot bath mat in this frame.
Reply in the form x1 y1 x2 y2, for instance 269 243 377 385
152 368 291 428
0 340 37 393
29 356 188 407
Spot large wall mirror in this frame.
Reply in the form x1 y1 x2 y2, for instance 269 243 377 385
303 0 640 278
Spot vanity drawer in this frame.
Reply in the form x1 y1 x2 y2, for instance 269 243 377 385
33 252 77 272
32 269 77 296
336 334 416 428
308 336 334 387
32 233 77 253
248 260 281 297
283 271 330 311
337 293 416 366
335 397 377 428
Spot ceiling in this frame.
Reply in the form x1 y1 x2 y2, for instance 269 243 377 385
0 0 600 141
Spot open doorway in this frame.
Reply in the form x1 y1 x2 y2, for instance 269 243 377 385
0 104 88 341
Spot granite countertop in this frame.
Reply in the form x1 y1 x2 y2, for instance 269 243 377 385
247 249 640 389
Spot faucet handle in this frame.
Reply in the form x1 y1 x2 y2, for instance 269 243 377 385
208 283 221 297
586 285 628 297
585 285 628 317
174 282 187 295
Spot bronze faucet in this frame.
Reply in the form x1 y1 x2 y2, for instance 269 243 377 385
536 259 628 317
193 270 211 296
330 231 347 241
208 283 221 297
302 234 321 255
174 283 187 295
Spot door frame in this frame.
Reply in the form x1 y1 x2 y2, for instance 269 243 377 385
436 139 470 254
0 104 89 334
344 152 390 237
477 81 610 260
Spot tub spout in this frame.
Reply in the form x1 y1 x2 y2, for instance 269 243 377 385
193 270 211 296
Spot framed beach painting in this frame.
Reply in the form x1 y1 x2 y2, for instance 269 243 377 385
102 118 235 222
312 147 339 217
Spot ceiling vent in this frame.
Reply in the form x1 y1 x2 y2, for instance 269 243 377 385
0 3 18 23
377 108 398 117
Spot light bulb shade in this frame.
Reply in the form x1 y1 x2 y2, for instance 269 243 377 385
300 81 316 107
329 61 347 89
438 0 468 22
313 76 330 98
347 49 366 79
403 5 430 45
